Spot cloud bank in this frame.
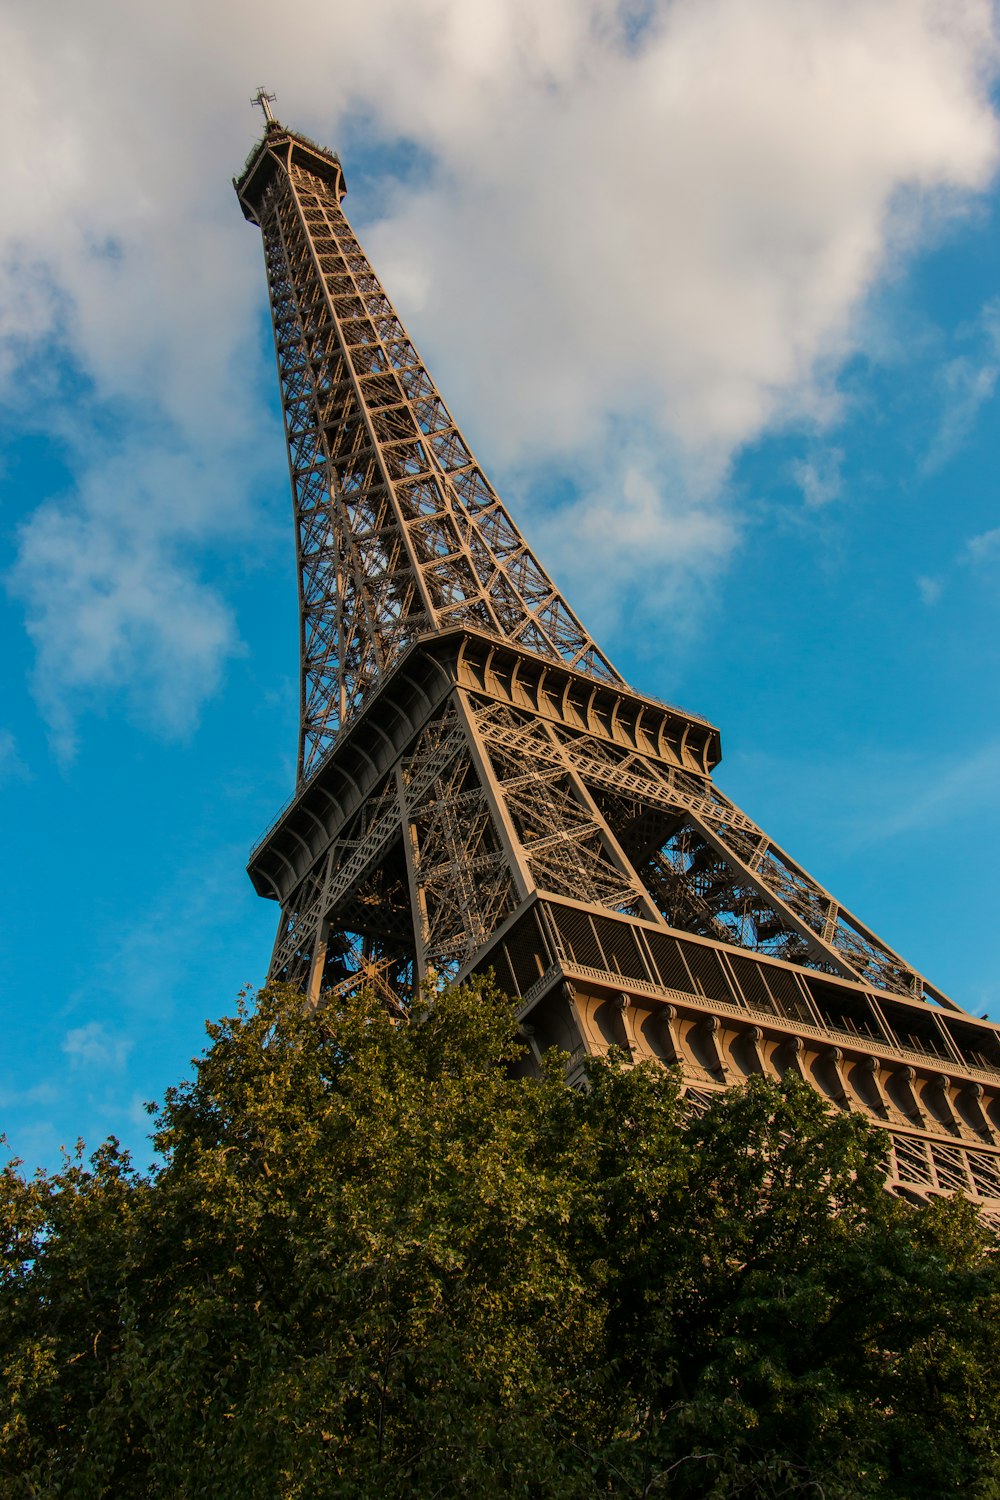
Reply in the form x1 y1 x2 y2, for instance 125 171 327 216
1 0 997 738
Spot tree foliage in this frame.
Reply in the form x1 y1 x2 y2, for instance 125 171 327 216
2 980 998 1497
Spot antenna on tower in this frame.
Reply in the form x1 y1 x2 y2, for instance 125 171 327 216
251 87 277 124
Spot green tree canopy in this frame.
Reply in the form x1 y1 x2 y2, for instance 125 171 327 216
2 980 998 1497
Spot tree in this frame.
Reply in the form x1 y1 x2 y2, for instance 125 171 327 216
2 980 998 1497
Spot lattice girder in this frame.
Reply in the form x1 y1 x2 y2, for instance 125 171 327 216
464 696 953 1007
239 126 618 779
239 126 1000 1222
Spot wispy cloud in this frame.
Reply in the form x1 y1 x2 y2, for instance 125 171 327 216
923 298 1000 473
524 436 737 646
916 574 943 605
0 1080 59 1112
913 520 1000 603
964 526 1000 564
0 729 29 785
855 740 1000 844
790 447 844 509
733 738 1000 862
62 1022 132 1072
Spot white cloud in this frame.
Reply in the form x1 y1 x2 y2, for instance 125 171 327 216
1 0 998 737
62 1022 132 1072
0 729 30 784
361 0 998 457
8 445 245 759
964 525 1000 564
916 574 943 605
790 447 844 509
527 441 737 645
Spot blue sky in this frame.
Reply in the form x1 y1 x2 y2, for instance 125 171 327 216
1 0 998 1172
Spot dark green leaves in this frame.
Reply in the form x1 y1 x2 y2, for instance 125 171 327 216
2 984 997 1497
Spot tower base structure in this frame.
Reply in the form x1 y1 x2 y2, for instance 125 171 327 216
249 629 1000 1229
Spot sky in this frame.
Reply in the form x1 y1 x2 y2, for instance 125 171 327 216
1 0 998 1173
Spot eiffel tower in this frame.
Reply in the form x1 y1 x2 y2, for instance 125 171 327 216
235 105 1000 1224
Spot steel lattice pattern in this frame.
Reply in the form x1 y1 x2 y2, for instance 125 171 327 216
467 698 939 1004
237 121 1000 1225
249 133 617 780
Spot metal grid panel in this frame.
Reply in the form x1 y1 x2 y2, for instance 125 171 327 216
761 966 814 1027
551 905 607 972
247 131 619 780
589 913 651 983
645 931 697 995
502 910 550 996
728 952 779 1016
678 941 736 1005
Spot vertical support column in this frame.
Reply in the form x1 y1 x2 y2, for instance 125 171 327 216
396 764 431 987
456 688 535 901
307 918 330 1009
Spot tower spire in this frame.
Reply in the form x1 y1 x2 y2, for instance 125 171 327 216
237 121 1000 1229
236 118 617 779
251 86 278 125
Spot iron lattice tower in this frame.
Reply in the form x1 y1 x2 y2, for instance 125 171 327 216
236 115 1000 1224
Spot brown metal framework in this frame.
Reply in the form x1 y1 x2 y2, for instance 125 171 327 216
236 117 1000 1226
236 123 616 780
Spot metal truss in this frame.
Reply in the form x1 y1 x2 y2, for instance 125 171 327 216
479 733 643 916
269 699 521 1000
241 125 618 781
398 729 518 983
267 683 949 1019
237 119 1000 1223
466 698 946 1005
